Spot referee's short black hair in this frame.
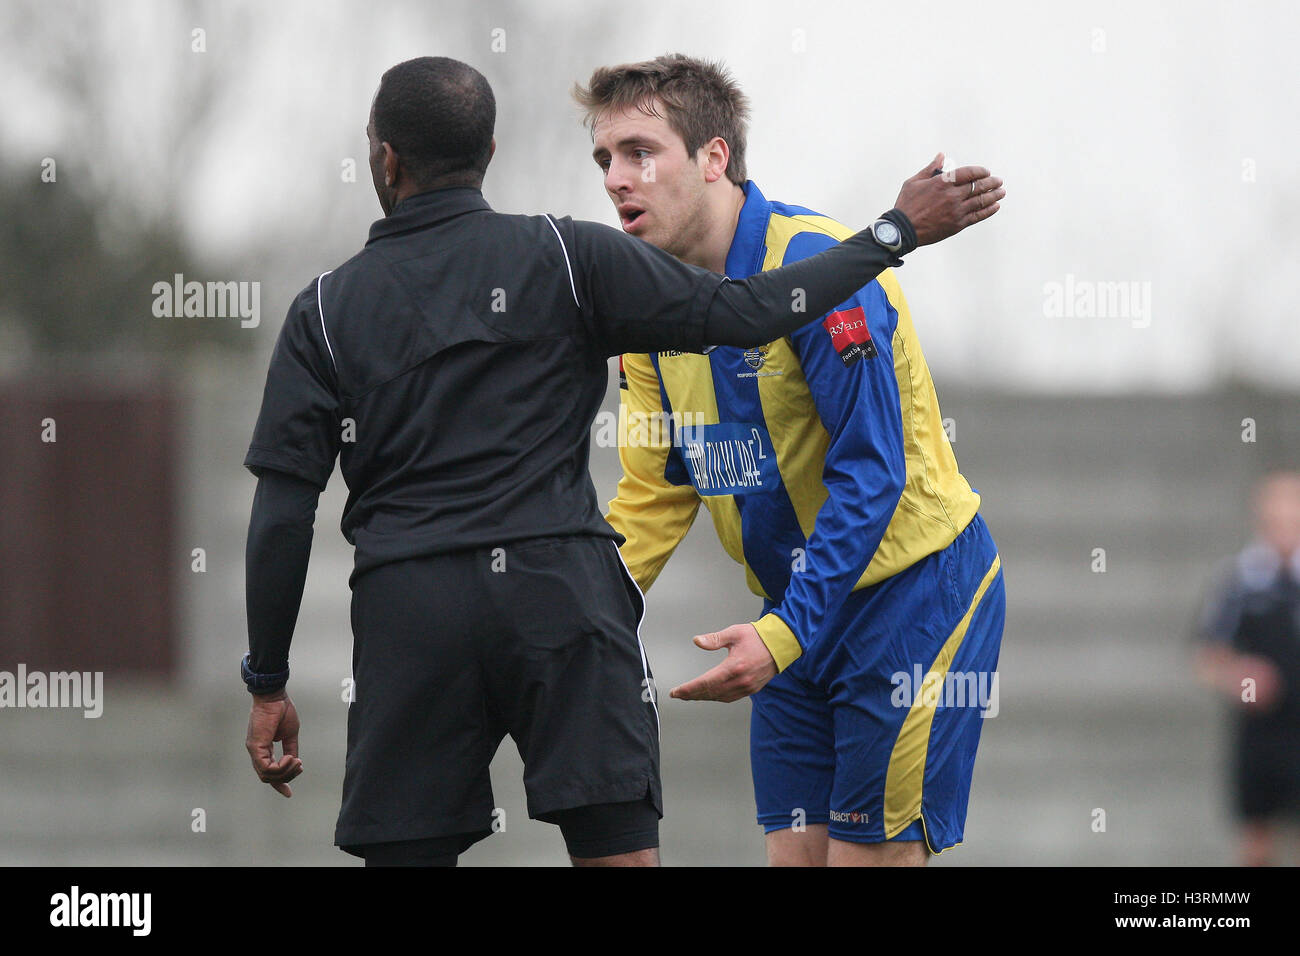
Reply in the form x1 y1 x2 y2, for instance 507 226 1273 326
374 57 495 187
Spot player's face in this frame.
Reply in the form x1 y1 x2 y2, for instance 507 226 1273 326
1257 475 1300 557
590 101 710 259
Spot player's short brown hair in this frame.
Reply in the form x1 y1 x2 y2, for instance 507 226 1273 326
573 53 751 185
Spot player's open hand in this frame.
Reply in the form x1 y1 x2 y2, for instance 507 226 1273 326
893 152 1004 246
670 623 778 703
245 691 303 797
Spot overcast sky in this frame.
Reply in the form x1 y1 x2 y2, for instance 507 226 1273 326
3 0 1296 392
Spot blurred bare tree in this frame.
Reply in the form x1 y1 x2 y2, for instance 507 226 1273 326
0 0 259 356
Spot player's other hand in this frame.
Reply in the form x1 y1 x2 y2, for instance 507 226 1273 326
1196 645 1284 712
245 690 303 797
670 623 778 703
1233 654 1284 712
894 152 1004 246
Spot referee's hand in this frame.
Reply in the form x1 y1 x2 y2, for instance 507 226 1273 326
893 152 1005 246
245 691 303 798
670 623 778 703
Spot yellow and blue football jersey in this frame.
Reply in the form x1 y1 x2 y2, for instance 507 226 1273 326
606 180 981 671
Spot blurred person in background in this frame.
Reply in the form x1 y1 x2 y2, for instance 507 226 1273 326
577 54 1006 867
1197 471 1300 866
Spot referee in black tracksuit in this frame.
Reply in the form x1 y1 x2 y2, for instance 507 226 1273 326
240 56 998 866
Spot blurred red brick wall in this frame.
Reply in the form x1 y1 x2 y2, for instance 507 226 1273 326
0 379 176 675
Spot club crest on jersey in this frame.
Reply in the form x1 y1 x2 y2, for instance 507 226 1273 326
823 306 876 366
735 345 781 379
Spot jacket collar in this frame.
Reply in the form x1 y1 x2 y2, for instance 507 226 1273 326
367 186 492 244
724 180 771 279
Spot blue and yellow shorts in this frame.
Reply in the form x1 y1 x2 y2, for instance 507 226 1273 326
750 513 1005 852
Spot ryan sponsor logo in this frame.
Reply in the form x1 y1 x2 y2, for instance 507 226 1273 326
822 306 876 366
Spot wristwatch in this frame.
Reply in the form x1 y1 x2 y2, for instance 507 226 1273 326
868 218 904 254
241 653 290 694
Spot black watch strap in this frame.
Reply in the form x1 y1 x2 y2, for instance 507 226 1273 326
879 208 918 257
241 653 289 694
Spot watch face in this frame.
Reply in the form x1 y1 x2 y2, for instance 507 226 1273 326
875 220 901 246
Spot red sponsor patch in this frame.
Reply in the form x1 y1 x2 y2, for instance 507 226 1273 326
822 306 876 366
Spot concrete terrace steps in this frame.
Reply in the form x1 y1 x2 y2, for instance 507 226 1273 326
0 685 1231 866
116 362 1275 864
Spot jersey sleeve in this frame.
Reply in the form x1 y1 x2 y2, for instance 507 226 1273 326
567 219 717 356
564 214 911 357
751 238 908 670
604 353 702 593
245 469 321 680
244 280 342 490
1197 559 1246 647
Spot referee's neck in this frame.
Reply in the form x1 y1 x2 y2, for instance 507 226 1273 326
390 175 484 213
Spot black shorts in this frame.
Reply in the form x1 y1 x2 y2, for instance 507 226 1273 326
1234 731 1300 822
334 535 662 854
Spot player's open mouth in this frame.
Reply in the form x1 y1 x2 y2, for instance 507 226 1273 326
619 207 646 232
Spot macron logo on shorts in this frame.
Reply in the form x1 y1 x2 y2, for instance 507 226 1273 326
823 306 877 367
829 809 869 824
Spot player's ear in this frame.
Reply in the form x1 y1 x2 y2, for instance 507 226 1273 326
700 136 730 184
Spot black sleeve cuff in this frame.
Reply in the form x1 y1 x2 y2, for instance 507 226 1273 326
241 653 289 694
244 447 331 491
